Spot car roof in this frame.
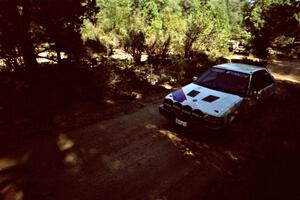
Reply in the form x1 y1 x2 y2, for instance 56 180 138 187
213 63 265 74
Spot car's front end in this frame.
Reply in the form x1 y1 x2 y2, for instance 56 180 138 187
160 107 226 130
159 82 243 130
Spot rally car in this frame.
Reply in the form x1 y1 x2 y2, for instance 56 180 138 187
159 63 275 130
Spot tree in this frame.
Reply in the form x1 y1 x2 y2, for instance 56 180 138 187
81 0 249 61
0 0 99 68
245 0 300 57
223 0 251 44
125 29 145 64
183 1 231 58
0 0 37 68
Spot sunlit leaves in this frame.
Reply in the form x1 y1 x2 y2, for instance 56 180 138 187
82 0 249 59
245 0 300 57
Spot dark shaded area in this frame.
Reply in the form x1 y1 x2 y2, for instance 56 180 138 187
0 0 99 68
206 144 300 200
202 82 300 200
0 63 105 125
0 61 168 200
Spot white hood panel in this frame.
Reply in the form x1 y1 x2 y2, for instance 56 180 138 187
166 83 243 117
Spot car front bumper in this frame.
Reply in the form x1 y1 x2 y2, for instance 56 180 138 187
159 104 224 130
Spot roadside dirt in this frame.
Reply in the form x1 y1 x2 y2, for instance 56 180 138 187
268 59 300 83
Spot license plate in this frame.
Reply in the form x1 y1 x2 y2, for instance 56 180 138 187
175 118 187 127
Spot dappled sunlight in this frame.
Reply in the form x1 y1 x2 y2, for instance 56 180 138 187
64 152 82 175
0 152 31 171
158 129 196 158
57 133 75 151
0 132 83 199
268 60 300 83
145 124 158 130
184 149 195 157
0 184 24 200
0 159 23 200
131 91 143 99
64 152 79 165
147 73 160 85
37 51 68 64
118 91 144 99
159 128 211 150
133 68 143 73
58 135 80 174
271 59 300 67
141 54 148 62
271 73 300 83
110 49 133 61
0 158 18 170
224 150 239 161
159 83 173 90
225 54 262 62
104 99 115 105
158 129 182 144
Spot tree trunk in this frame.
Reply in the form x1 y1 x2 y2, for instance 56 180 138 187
56 48 62 64
22 35 37 68
18 0 37 68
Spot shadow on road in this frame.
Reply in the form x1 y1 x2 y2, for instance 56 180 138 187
0 115 81 200
0 79 300 200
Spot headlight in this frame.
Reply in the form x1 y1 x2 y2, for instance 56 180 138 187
182 105 192 115
163 99 173 108
173 102 182 111
192 109 204 118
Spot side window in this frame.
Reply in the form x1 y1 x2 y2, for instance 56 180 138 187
261 71 274 87
251 72 262 91
251 70 274 91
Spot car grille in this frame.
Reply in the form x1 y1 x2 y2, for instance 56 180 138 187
163 99 173 109
163 99 208 119
173 102 182 111
182 105 192 116
192 109 204 118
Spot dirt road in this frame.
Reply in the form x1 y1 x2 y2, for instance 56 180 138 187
52 95 300 200
61 103 231 200
56 84 300 200
1 89 300 200
268 59 300 83
1 101 234 200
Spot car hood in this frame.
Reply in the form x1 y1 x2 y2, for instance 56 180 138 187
166 83 243 117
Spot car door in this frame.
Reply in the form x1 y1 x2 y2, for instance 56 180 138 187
250 70 275 103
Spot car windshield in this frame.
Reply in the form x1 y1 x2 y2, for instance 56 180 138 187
194 67 250 96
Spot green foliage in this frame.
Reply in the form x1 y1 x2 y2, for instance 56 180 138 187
82 0 250 63
183 1 231 58
124 29 146 64
245 0 300 58
9 0 298 68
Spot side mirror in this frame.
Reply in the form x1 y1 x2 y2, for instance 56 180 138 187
193 76 198 82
